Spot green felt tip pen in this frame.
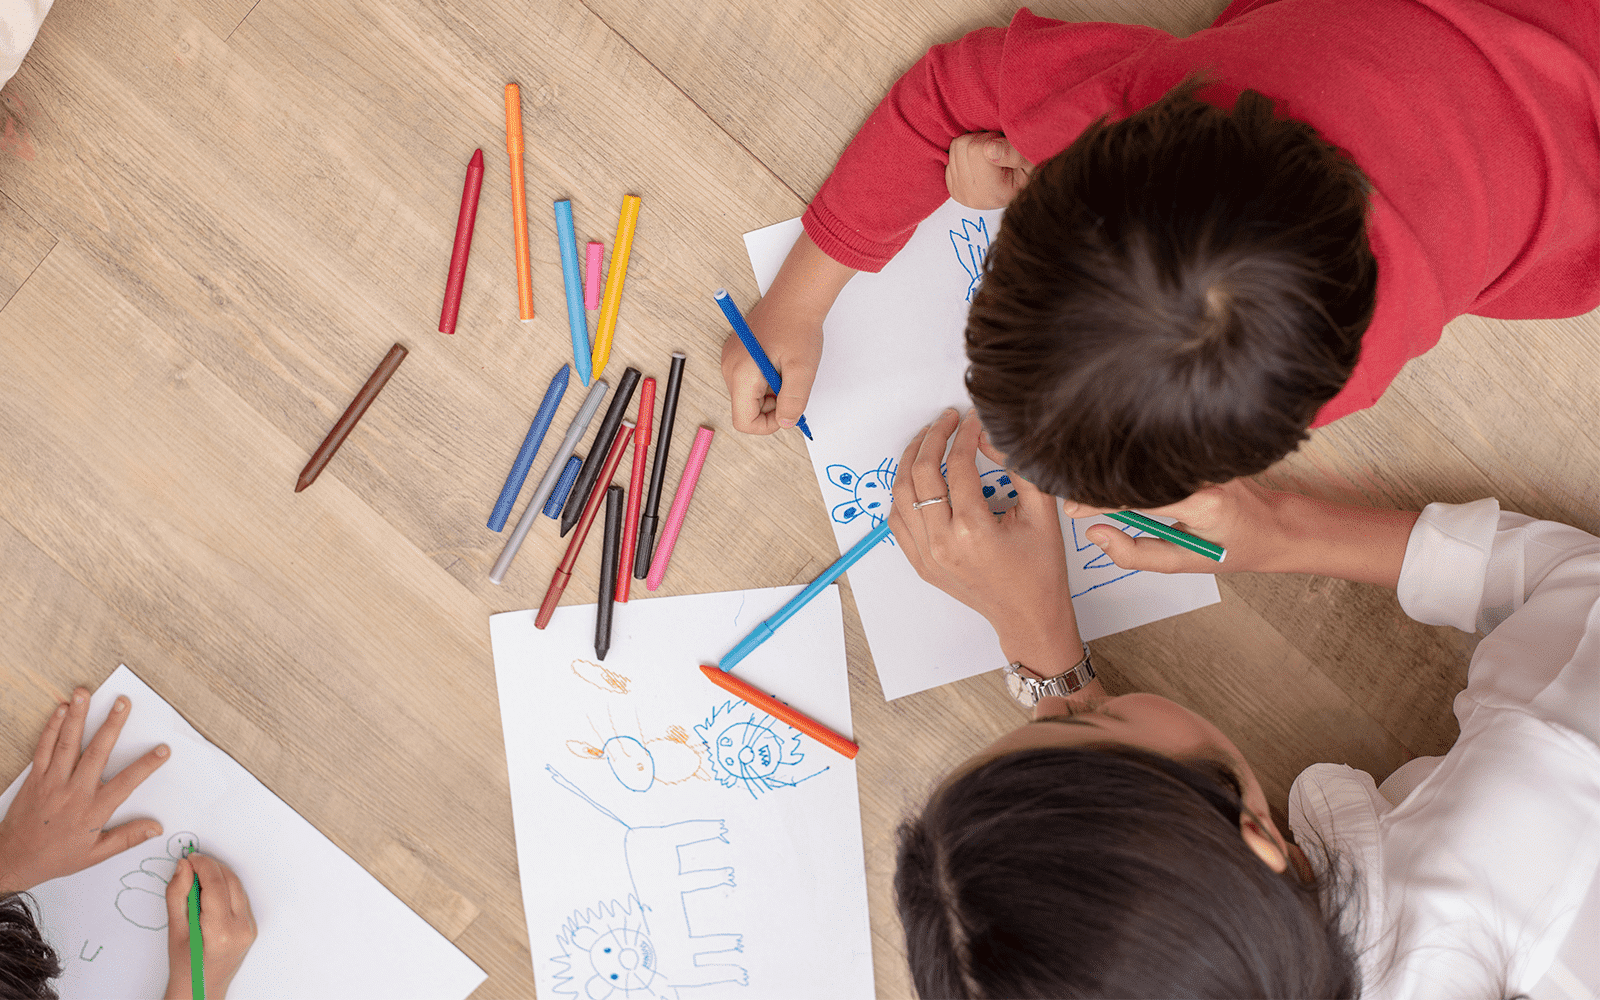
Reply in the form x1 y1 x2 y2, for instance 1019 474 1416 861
183 842 204 1000
1106 510 1227 563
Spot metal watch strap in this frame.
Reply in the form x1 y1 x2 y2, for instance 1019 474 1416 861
1008 643 1095 702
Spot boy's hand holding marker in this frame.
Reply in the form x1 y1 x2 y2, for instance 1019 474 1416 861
163 852 256 1000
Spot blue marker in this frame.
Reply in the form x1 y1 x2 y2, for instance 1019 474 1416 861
488 365 570 531
713 288 813 440
543 455 583 518
554 200 592 385
718 519 892 672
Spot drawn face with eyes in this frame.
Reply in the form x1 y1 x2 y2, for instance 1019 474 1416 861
714 723 785 781
601 736 655 792
584 927 659 995
827 458 897 527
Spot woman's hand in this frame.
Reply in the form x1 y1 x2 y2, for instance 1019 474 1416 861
889 409 1084 675
1065 479 1419 589
163 853 257 1000
946 133 1034 209
0 689 169 893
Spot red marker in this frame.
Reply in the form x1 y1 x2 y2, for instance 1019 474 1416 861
535 423 635 629
616 377 655 602
439 149 485 334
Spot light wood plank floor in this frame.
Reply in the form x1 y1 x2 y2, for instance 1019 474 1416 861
2 0 1595 996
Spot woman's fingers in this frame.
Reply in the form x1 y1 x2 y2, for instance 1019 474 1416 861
941 411 989 524
31 700 69 775
910 409 960 518
888 424 932 564
1083 524 1216 574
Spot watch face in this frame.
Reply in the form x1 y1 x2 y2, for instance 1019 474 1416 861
1003 667 1034 706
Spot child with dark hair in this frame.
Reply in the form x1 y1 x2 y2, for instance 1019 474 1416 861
882 409 1599 999
722 0 1599 507
0 690 256 999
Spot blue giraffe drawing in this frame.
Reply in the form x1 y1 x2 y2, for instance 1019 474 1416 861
950 216 992 301
694 701 828 800
826 457 1019 527
1068 517 1151 597
548 767 747 999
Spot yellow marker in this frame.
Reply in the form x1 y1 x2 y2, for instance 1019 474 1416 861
591 195 641 376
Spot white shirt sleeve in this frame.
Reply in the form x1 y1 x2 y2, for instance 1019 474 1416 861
0 0 52 91
1292 499 1600 1000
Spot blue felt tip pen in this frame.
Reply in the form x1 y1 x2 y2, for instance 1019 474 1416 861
713 289 813 440
554 200 592 386
718 519 892 672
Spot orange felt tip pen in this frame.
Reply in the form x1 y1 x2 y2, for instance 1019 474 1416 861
698 664 859 759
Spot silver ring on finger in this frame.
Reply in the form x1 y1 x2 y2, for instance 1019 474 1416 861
911 496 949 510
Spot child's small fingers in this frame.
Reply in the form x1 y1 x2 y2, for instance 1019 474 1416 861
51 689 91 782
165 857 194 926
77 695 131 783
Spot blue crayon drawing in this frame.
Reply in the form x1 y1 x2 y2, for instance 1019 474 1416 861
695 701 828 800
549 767 747 998
1068 517 1149 597
826 458 896 528
950 217 992 302
826 458 1019 528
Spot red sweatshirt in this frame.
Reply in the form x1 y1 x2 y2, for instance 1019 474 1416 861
802 0 1599 426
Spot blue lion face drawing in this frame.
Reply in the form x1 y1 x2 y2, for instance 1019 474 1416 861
694 702 828 799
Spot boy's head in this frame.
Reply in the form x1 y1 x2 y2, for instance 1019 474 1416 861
966 79 1377 508
0 894 61 998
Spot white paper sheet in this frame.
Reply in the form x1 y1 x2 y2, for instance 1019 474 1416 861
0 666 486 999
744 204 1221 699
490 587 873 1000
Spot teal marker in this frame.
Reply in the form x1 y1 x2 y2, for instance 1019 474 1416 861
1106 510 1226 562
183 841 204 1000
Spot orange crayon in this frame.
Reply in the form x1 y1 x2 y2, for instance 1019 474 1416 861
698 665 859 760
504 83 535 321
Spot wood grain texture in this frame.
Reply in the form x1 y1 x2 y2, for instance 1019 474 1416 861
1 0 1595 996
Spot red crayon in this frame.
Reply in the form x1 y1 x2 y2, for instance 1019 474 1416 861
699 665 859 760
439 149 485 335
616 377 655 602
535 422 635 629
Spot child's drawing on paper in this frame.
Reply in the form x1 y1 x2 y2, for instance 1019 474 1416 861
549 767 747 998
695 702 828 800
567 711 711 793
115 832 198 930
950 216 991 301
827 459 896 528
828 457 1020 528
1069 518 1149 597
573 659 633 695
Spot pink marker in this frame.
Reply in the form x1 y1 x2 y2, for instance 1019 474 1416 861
585 241 604 310
645 426 714 590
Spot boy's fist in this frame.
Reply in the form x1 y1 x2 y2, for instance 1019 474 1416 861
163 853 256 1000
946 132 1034 209
720 295 823 435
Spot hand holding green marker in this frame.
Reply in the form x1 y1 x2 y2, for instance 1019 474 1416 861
184 841 204 1000
1106 510 1227 562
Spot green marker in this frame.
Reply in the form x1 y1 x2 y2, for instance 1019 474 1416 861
184 842 204 1000
1106 510 1227 563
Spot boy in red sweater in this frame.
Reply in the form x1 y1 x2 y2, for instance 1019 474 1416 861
722 0 1599 507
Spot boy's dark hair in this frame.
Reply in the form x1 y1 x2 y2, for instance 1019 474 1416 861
966 79 1377 507
895 745 1359 999
0 894 62 999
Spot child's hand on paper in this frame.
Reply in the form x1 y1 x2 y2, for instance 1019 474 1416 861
721 232 855 435
164 852 257 1000
888 408 1085 676
0 689 169 893
946 133 1034 210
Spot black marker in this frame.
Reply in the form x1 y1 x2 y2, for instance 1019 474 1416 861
596 486 624 660
635 352 686 575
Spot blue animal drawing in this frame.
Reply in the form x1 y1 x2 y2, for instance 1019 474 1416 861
827 457 1019 526
694 702 828 800
567 710 710 794
1068 517 1148 597
548 767 746 999
115 832 198 930
826 458 896 528
950 216 992 301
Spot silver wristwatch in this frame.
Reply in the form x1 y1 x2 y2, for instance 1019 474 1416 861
1003 643 1095 707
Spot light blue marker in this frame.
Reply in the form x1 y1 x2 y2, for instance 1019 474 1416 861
554 200 592 386
718 519 892 672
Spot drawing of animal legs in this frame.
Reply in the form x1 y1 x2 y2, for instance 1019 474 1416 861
624 821 747 989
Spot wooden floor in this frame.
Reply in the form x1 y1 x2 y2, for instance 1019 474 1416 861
2 0 1595 996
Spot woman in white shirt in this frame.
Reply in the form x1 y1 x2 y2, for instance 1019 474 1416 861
0 0 51 91
888 409 1599 999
